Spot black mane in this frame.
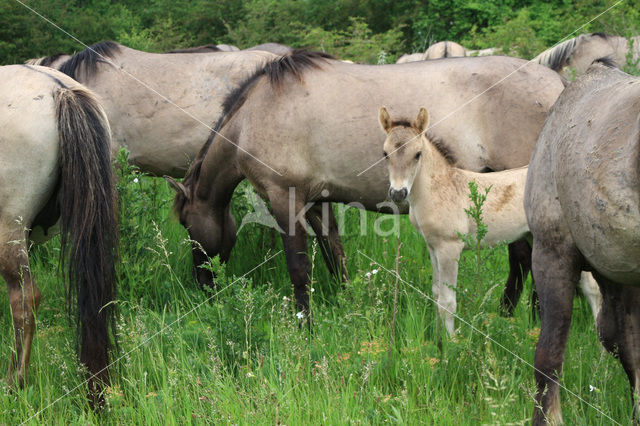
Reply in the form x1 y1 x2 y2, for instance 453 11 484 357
38 53 67 67
176 50 334 212
546 38 578 71
59 40 121 80
219 49 333 130
592 56 618 68
538 32 612 72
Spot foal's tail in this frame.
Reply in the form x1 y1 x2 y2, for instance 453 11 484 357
55 86 118 396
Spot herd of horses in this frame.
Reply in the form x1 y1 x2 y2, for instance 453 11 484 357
2 32 640 422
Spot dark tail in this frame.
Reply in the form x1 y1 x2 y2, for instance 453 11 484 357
55 86 118 398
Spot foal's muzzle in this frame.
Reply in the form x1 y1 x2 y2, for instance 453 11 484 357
389 187 408 202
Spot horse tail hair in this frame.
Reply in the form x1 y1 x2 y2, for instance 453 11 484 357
54 86 118 395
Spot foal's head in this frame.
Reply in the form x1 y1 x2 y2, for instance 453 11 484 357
379 106 429 202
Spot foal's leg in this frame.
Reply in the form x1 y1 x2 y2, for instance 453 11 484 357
431 241 464 336
269 189 312 316
307 203 348 282
531 240 580 426
0 224 42 388
500 239 532 316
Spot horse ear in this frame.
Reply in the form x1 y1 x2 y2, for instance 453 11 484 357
379 106 392 133
164 175 189 199
416 107 430 133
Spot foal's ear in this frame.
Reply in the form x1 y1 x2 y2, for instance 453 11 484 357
416 107 429 133
164 175 189 199
379 106 392 133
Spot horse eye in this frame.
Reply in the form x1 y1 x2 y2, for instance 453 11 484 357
415 151 422 160
383 151 389 160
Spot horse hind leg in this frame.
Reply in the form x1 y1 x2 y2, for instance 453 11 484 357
500 239 532 317
0 223 42 388
531 241 580 426
595 275 640 421
307 203 348 283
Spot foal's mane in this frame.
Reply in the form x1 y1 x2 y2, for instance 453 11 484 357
391 122 457 165
175 50 334 213
59 40 121 80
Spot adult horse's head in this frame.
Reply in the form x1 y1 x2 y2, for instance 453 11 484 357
379 106 430 203
166 166 237 288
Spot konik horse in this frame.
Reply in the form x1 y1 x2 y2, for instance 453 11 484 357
526 61 640 424
0 64 118 401
381 107 600 335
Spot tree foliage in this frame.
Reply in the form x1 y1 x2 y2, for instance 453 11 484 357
2 0 638 64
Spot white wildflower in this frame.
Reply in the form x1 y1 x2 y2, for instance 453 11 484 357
133 177 139 183
296 311 305 319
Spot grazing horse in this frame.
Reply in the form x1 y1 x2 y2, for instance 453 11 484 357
171 50 564 315
424 41 466 59
532 32 631 78
0 65 118 401
40 41 349 285
380 107 600 335
525 62 640 424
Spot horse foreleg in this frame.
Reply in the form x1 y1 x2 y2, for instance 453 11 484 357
270 191 312 317
307 203 348 283
500 239 532 316
531 241 579 426
0 226 42 388
430 241 463 337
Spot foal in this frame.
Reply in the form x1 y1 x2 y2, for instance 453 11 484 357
380 107 600 335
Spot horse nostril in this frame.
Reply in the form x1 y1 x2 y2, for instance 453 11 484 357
389 187 408 202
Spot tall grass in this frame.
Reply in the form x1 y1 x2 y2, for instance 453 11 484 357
0 161 630 424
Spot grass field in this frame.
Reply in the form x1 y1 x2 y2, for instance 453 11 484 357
0 162 631 424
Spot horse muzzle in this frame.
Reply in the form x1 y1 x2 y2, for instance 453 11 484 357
389 187 408 202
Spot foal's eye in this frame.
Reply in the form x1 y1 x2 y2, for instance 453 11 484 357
383 151 389 160
415 151 422 160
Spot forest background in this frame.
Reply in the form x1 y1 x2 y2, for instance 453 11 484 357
2 0 639 65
